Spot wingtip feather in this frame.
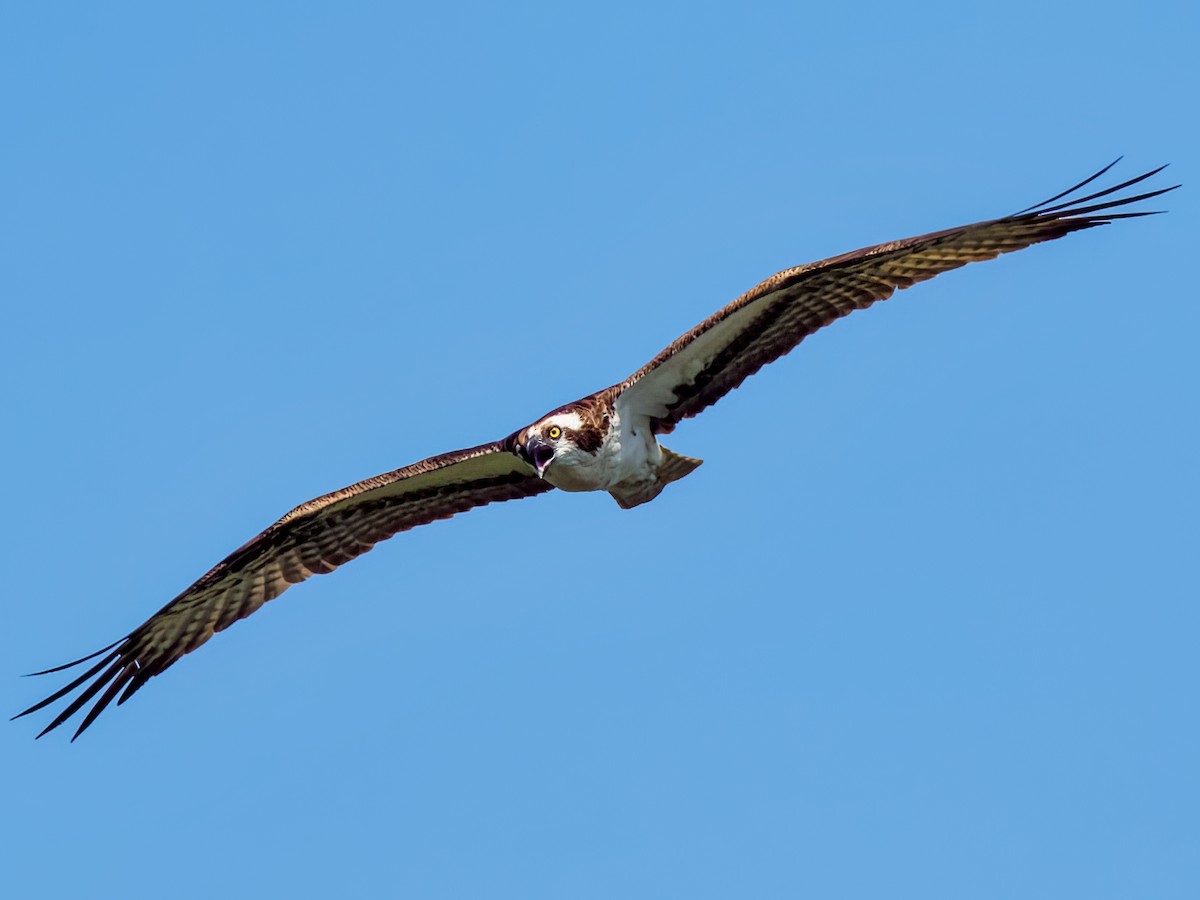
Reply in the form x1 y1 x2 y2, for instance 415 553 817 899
21 638 124 677
1015 157 1125 214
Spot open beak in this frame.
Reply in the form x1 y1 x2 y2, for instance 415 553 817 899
524 436 556 478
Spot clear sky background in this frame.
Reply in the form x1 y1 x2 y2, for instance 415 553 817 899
3 3 1196 898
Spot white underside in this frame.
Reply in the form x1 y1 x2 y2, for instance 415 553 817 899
543 406 661 496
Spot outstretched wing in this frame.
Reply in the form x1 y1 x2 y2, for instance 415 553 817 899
15 442 551 740
613 161 1178 433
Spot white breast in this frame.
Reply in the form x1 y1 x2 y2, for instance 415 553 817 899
544 406 661 494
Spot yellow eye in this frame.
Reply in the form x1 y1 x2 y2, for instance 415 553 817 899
547 425 562 440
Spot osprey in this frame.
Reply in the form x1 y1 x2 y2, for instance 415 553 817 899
17 160 1176 739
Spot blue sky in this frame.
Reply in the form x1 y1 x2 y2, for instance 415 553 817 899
3 2 1196 897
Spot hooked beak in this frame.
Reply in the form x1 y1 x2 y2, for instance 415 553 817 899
524 436 556 478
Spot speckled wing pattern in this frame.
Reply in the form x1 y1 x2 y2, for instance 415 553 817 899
614 161 1177 434
15 160 1177 741
15 443 550 740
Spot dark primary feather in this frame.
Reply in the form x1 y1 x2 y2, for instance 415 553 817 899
15 443 550 740
16 160 1177 741
613 161 1178 433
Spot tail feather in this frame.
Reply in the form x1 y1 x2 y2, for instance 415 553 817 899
658 446 703 485
608 446 704 509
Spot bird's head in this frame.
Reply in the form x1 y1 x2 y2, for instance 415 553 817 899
513 409 593 480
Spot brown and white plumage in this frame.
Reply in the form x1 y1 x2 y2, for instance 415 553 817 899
16 160 1177 739
18 445 552 739
611 161 1175 434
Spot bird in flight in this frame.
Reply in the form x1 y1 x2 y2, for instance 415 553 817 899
16 160 1176 740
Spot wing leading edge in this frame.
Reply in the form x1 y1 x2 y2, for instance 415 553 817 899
613 160 1177 433
16 159 1177 740
15 442 549 740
